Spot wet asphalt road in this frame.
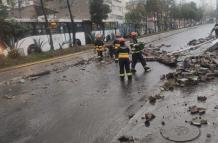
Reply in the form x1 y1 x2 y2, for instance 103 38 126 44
0 24 215 143
144 23 215 52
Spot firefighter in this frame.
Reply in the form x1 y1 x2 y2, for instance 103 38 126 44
95 34 104 61
210 24 218 38
130 32 150 73
113 32 121 63
117 37 132 80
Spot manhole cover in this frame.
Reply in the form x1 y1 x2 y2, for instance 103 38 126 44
160 124 200 142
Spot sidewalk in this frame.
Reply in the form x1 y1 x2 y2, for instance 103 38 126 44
0 49 94 82
0 49 93 73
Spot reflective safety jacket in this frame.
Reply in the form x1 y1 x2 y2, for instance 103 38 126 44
118 46 130 59
130 38 145 54
114 38 121 50
95 40 104 52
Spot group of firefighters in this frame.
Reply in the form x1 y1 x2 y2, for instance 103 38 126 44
95 32 150 81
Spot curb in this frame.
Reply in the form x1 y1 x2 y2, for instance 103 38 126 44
0 49 92 73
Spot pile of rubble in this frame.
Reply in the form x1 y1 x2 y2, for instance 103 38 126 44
161 54 218 89
188 36 214 46
144 45 178 67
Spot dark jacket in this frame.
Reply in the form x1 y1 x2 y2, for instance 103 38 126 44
95 40 104 46
130 38 144 53
211 24 218 37
117 45 130 59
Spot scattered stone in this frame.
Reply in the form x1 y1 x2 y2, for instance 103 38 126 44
148 96 156 105
160 75 166 80
3 95 15 100
154 94 164 100
145 120 151 127
118 136 134 142
162 79 175 91
189 106 206 115
201 119 208 125
161 121 165 126
148 94 164 104
29 76 40 81
197 96 207 102
207 133 211 138
145 113 156 122
19 79 25 84
198 108 206 115
29 70 51 77
214 105 218 109
191 117 208 127
128 113 135 120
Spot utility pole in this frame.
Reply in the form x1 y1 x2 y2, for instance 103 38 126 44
66 0 76 46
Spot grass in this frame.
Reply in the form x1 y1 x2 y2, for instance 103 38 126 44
0 45 94 69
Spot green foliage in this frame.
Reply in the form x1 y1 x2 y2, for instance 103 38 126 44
0 20 31 47
33 39 44 53
125 3 147 23
125 0 204 26
89 0 111 25
146 0 161 14
0 5 31 48
8 49 20 59
0 4 8 20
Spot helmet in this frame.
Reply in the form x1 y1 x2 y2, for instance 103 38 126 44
115 32 121 37
96 34 101 40
131 32 137 38
119 37 125 44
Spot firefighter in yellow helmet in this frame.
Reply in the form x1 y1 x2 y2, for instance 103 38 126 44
95 34 104 61
113 32 121 63
117 37 132 81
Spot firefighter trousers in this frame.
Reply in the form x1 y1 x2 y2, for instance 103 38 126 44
97 51 103 58
131 53 146 69
119 59 132 77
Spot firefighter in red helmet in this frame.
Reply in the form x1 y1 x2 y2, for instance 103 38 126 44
117 37 132 81
130 32 150 73
113 32 121 63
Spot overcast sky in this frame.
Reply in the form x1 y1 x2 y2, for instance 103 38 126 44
186 0 216 9
125 0 216 9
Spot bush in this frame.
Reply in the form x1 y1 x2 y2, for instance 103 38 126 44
8 49 20 59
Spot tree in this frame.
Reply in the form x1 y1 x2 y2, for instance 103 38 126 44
40 0 54 51
89 0 111 37
125 3 147 33
0 4 8 20
146 0 161 32
0 4 31 48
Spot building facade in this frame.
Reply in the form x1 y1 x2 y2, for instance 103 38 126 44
104 0 126 23
0 0 9 6
4 0 126 23
126 0 146 10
